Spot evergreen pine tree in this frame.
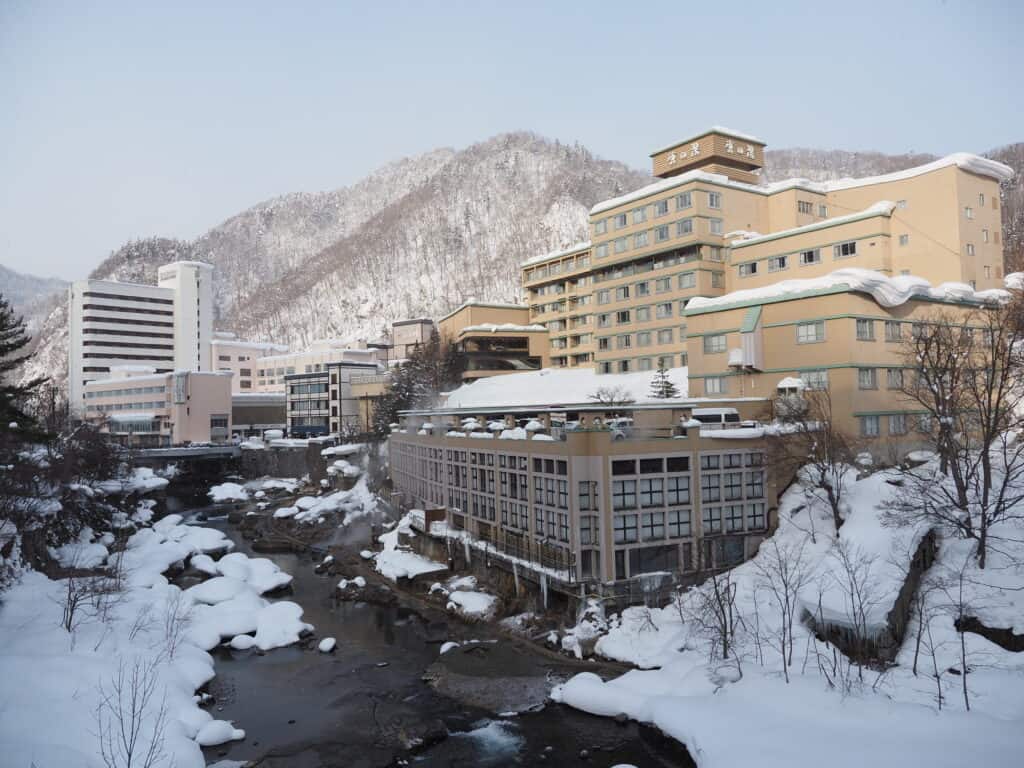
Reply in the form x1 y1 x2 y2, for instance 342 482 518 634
648 360 680 399
0 293 46 439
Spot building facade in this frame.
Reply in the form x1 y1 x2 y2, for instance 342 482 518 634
439 301 550 381
82 367 232 447
211 333 288 393
522 128 1012 379
68 261 214 414
391 406 775 586
285 358 383 436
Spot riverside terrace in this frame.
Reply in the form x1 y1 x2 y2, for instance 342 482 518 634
388 398 780 597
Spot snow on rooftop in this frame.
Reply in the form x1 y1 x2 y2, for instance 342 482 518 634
730 201 897 249
521 241 591 268
590 153 1013 216
459 323 547 334
442 366 690 410
438 300 530 323
686 267 1011 314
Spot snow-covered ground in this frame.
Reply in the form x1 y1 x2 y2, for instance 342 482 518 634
552 457 1024 767
0 506 312 767
430 574 499 619
373 511 447 581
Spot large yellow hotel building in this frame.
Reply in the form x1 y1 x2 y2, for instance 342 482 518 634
521 126 1012 436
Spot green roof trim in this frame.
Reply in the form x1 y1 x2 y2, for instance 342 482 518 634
740 305 762 333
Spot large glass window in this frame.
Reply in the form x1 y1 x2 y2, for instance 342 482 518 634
640 478 664 507
667 509 691 538
797 321 825 344
613 514 638 543
703 334 727 353
641 512 665 540
612 479 637 510
702 506 722 534
667 475 690 504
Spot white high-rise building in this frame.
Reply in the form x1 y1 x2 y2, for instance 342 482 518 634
67 261 214 414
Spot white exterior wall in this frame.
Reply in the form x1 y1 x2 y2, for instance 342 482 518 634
212 338 288 394
67 279 177 413
157 261 214 373
256 344 381 392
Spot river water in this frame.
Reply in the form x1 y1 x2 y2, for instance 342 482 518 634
178 498 693 768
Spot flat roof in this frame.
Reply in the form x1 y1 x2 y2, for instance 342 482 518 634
438 300 530 323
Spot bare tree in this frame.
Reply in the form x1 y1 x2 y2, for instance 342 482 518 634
159 588 192 662
587 385 635 411
769 387 856 533
752 537 812 682
938 552 975 712
94 657 170 768
889 297 1024 568
685 570 744 672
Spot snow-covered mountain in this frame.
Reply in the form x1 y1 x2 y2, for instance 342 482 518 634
0 265 67 333
18 133 1024 396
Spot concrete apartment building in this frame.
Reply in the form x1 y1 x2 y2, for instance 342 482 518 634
211 332 288 393
389 126 1015 589
81 367 232 447
439 301 550 381
67 261 214 413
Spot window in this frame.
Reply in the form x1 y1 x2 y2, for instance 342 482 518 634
709 218 723 235
746 469 764 498
858 368 878 389
614 237 628 254
217 354 231 362
655 277 672 292
985 265 992 279
654 199 669 217
641 512 665 540
711 272 725 288
708 246 724 262
655 225 669 242
578 481 595 511
612 459 635 475
676 218 694 236
819 204 828 218
657 328 673 344
667 475 690 505
724 472 743 501
636 281 650 296
678 272 696 289
860 415 880 437
768 255 787 272
856 319 875 341
614 213 628 229
796 321 824 344
800 249 821 266
886 368 904 390
597 289 610 304
708 191 722 209
599 361 612 373
596 243 609 258
633 207 647 224
634 231 649 248
885 320 902 342
594 219 607 235
702 506 722 533
615 286 630 301
656 302 673 319
890 413 907 435
676 192 692 210
703 334 727 353
612 480 637 510
979 193 986 207
613 514 638 543
966 243 975 257
747 503 766 529
983 229 990 243
636 306 651 322
738 262 758 277
899 234 909 247
801 370 829 390
619 360 631 373
640 478 663 507
617 334 632 349
725 505 744 532
798 200 813 215
637 331 651 346
598 313 611 328
667 509 691 538
616 310 631 324
705 376 726 395
638 357 653 371
897 199 907 209
834 241 857 259
964 206 974 220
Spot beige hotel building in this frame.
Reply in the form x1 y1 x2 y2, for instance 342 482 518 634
388 126 1014 591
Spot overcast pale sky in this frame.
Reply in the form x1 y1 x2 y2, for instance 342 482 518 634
1 0 1021 280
